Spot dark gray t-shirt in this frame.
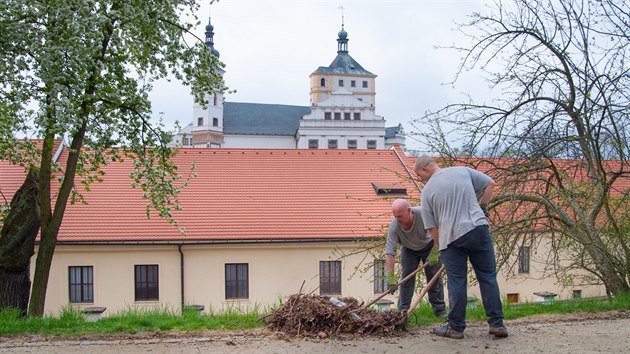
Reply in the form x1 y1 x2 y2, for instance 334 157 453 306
386 207 432 255
420 166 491 250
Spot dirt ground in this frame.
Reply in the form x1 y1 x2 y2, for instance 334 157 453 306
1 310 629 354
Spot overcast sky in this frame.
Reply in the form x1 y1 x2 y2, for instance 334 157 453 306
149 0 493 150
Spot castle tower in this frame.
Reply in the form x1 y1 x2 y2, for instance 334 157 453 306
297 23 385 149
191 18 226 148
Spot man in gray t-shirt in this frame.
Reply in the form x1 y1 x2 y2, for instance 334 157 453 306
415 155 507 339
385 199 445 316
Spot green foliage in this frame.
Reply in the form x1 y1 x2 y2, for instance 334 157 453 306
0 306 262 336
0 0 226 315
0 0 226 226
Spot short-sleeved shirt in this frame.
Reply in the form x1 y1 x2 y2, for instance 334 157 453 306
386 207 432 256
420 166 492 250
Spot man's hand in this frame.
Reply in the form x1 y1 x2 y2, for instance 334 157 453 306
428 247 439 266
386 272 398 294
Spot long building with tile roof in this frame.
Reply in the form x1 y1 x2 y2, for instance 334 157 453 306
1 143 620 315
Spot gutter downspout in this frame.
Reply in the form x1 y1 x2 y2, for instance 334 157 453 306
178 244 184 308
392 147 422 193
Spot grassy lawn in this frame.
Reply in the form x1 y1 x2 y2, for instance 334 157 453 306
1 293 628 337
0 306 261 337
403 293 630 327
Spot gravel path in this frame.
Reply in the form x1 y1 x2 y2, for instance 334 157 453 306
1 311 628 354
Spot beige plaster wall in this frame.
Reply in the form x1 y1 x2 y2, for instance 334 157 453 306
33 238 605 317
36 245 181 316
34 242 392 316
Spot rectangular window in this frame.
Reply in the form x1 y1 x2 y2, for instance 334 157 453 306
507 293 519 304
367 140 377 149
347 139 357 149
518 246 530 273
197 117 204 126
334 112 341 120
572 290 582 299
319 260 341 295
212 117 219 127
308 139 319 149
338 79 344 87
324 112 332 120
353 112 361 120
328 139 338 149
351 80 356 87
344 112 351 120
373 260 386 294
225 263 249 299
135 265 159 301
69 266 93 303
362 80 368 88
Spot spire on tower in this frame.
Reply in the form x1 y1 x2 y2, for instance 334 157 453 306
336 6 348 53
205 18 220 58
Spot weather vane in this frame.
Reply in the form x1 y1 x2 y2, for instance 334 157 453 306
338 5 345 27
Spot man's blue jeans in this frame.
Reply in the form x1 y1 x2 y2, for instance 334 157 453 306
399 242 446 315
441 225 504 332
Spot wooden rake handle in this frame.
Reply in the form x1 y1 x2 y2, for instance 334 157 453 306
406 264 445 315
360 261 430 311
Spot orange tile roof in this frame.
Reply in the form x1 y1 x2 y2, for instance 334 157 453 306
25 148 419 242
5 145 625 243
0 139 63 203
403 155 629 231
0 160 30 202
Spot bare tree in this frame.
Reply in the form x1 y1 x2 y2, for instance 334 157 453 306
414 0 629 294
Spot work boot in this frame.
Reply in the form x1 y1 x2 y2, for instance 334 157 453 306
435 310 448 318
489 325 508 338
432 323 464 339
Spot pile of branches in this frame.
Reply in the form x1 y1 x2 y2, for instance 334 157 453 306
264 293 406 337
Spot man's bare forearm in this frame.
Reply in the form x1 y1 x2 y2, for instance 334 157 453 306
427 227 439 246
385 254 395 273
479 180 496 207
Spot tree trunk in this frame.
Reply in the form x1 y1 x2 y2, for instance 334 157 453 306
28 227 56 317
0 171 40 315
0 267 31 315
593 251 630 295
29 123 87 317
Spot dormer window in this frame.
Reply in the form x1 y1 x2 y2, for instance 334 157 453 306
371 183 407 196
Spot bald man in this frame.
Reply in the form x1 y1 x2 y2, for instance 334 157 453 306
385 199 446 317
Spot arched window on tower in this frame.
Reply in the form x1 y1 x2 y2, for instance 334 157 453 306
213 94 218 106
320 78 326 87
